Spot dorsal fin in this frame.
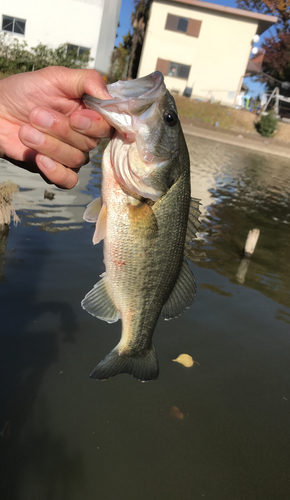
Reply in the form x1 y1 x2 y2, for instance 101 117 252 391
162 259 196 320
185 197 202 255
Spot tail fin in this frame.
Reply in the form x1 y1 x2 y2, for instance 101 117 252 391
90 346 159 382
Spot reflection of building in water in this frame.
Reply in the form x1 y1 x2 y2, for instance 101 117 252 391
0 155 98 232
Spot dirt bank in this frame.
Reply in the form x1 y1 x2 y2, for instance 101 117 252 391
175 95 290 149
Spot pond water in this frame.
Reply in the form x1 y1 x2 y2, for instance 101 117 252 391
0 136 290 500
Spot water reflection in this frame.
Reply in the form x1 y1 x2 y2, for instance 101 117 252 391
0 223 9 280
0 152 101 232
1 138 290 500
187 135 290 309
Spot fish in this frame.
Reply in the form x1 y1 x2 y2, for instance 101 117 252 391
81 71 201 382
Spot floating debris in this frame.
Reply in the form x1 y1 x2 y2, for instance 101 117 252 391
44 190 55 200
172 354 199 368
170 406 185 420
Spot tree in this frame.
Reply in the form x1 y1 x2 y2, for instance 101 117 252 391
259 32 290 88
127 0 152 79
236 0 290 32
107 32 132 83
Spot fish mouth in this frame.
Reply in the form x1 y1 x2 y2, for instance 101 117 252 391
82 72 166 134
83 71 165 108
83 72 170 200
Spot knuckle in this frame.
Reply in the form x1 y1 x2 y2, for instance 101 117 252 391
72 150 88 168
84 137 99 150
55 167 77 189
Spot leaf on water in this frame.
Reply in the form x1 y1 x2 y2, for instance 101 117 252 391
170 406 184 420
172 353 199 368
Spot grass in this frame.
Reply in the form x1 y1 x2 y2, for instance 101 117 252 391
174 95 290 143
0 181 20 226
175 95 258 134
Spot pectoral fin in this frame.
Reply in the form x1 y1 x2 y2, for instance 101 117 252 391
83 197 107 245
81 275 120 323
162 259 196 320
93 203 107 245
83 197 102 222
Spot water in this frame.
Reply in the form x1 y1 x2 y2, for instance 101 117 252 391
0 137 290 500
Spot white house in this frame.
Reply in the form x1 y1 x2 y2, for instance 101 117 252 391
0 0 121 74
138 0 277 106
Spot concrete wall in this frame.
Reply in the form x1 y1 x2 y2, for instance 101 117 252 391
1 0 121 73
138 0 261 105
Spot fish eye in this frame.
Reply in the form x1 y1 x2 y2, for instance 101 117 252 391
164 110 178 127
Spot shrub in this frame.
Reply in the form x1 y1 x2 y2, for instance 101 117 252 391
257 110 278 137
0 32 92 76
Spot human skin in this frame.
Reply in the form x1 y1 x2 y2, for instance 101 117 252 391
0 66 112 189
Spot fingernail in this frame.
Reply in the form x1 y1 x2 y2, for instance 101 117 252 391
39 155 56 171
23 127 45 145
72 115 91 131
34 109 55 128
101 89 112 100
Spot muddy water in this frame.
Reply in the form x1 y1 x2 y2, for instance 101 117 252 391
0 137 289 500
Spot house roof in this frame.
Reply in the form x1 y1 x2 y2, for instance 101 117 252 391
246 51 264 75
162 0 277 35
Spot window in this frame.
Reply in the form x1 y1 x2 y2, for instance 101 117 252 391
168 61 190 79
67 44 90 57
177 17 189 33
156 59 191 79
165 14 202 38
2 15 26 35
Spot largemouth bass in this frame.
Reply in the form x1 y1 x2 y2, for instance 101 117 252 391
82 71 201 382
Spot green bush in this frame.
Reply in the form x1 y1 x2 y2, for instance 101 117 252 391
257 110 278 137
0 32 92 76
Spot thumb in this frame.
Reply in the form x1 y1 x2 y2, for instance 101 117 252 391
51 67 112 100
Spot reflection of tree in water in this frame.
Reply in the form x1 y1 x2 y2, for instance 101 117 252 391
0 225 84 500
0 300 82 500
0 224 9 281
16 399 85 500
188 154 290 309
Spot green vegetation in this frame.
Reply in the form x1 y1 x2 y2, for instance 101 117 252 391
107 32 132 83
256 110 278 137
0 32 91 77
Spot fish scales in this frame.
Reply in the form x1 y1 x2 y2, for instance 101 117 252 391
81 72 200 382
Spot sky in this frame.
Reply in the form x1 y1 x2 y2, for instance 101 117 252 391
115 0 277 98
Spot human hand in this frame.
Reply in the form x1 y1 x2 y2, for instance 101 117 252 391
0 66 112 188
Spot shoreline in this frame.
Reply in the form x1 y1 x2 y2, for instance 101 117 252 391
181 121 290 160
